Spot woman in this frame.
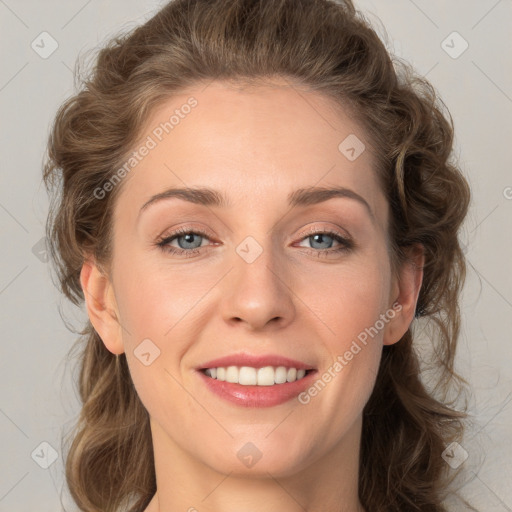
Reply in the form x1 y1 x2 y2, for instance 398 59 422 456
43 0 476 510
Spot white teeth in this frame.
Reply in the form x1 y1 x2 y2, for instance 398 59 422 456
287 368 297 382
257 366 274 386
239 366 257 385
203 365 309 386
275 366 287 384
226 366 238 383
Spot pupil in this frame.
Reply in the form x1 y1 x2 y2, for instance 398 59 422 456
313 234 331 249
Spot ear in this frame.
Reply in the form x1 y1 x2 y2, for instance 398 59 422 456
80 258 124 355
383 243 425 346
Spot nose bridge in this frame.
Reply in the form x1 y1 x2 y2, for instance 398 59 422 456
219 234 296 330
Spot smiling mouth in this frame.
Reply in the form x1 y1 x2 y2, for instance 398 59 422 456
200 366 314 386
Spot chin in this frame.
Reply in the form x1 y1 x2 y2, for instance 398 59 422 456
202 438 314 478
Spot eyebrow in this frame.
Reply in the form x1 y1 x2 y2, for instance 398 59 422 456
138 185 374 221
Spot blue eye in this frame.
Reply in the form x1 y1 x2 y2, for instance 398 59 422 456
156 227 212 256
302 232 342 250
295 229 353 257
171 232 204 250
155 227 353 257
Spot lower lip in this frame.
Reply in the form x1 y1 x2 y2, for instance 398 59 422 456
196 369 317 407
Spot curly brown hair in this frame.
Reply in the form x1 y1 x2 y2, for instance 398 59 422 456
42 0 476 511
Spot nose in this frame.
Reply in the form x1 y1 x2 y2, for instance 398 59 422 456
219 242 296 332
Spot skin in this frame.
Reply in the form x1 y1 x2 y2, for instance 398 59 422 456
80 78 424 512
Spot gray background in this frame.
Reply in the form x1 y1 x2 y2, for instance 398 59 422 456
0 1 511 511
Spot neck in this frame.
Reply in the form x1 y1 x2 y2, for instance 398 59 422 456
144 415 366 512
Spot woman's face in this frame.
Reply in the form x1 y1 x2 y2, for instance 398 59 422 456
84 78 418 479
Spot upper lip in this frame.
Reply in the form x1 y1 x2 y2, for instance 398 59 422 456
197 353 316 371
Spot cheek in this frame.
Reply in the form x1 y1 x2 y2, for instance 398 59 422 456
112 257 215 401
296 261 389 436
299 255 391 344
114 260 199 341
113 264 196 425
299 250 391 398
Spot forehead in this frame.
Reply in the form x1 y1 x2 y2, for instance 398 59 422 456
115 79 387 228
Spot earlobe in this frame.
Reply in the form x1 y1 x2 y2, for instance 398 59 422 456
383 244 425 346
80 259 124 355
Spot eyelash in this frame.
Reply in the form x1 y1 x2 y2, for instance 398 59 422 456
155 226 354 258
